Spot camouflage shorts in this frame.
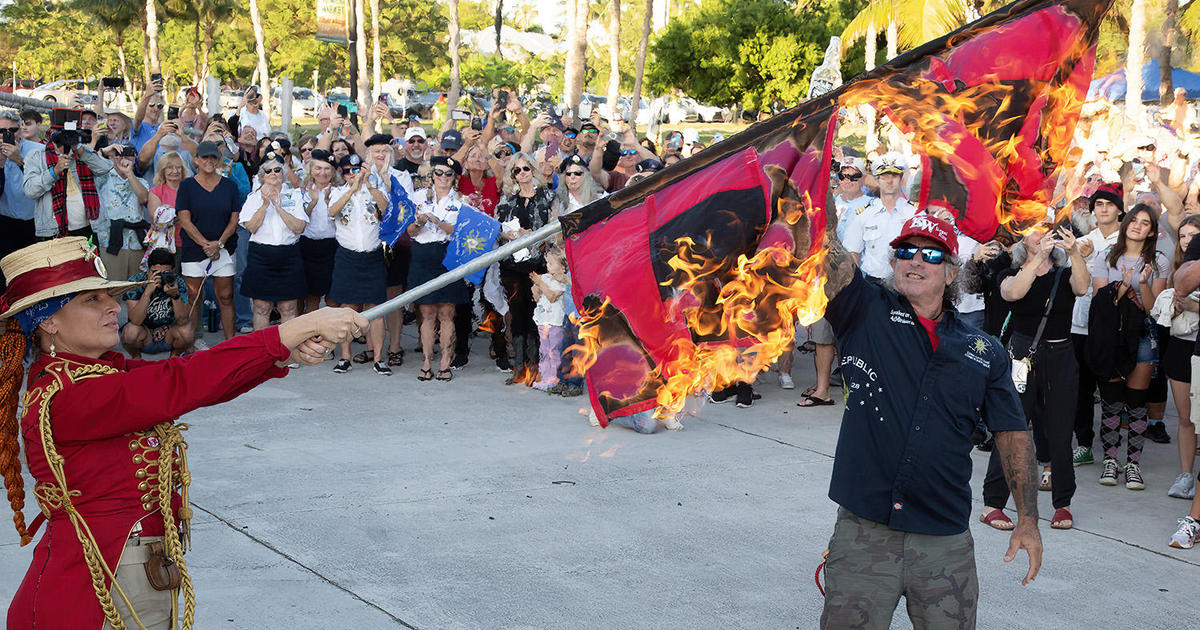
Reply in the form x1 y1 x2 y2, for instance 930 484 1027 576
820 508 978 630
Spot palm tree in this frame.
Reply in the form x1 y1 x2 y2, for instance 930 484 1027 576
1159 0 1177 103
494 0 504 59
564 0 589 114
146 0 161 77
630 0 653 134
70 0 139 100
354 0 369 114
249 0 273 117
371 0 381 103
606 0 621 121
842 0 968 64
1125 0 1145 119
447 0 463 116
197 0 236 82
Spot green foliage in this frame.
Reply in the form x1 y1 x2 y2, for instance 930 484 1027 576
647 0 865 110
0 0 115 81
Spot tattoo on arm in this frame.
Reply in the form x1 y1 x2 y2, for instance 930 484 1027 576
994 430 1039 522
824 235 856 300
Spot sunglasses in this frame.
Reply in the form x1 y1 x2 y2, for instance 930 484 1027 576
407 137 426 144
1138 145 1155 151
581 128 598 135
301 147 313 153
148 103 164 109
260 166 283 174
494 150 513 159
838 172 863 181
620 149 638 157
894 245 947 265
511 165 532 175
563 132 577 138
346 166 362 174
431 168 455 177
564 170 585 177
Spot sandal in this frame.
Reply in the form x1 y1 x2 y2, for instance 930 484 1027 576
387 351 404 367
798 340 817 353
1050 507 1073 530
1039 468 1052 491
352 349 374 364
796 393 834 407
980 508 1015 531
802 385 817 397
353 335 367 345
435 369 452 382
417 368 433 381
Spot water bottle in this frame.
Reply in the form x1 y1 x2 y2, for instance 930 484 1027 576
204 299 219 332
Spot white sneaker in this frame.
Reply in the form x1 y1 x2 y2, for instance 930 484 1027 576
1169 516 1200 549
238 325 254 334
1168 472 1196 499
779 373 795 390
193 339 210 351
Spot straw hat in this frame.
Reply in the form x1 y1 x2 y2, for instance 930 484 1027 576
0 237 147 320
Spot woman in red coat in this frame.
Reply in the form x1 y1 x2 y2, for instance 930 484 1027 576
0 237 367 629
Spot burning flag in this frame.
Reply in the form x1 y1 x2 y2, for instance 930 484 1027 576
561 0 1112 427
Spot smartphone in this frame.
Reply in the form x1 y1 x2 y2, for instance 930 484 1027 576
0 129 14 145
377 94 388 106
497 90 509 109
546 138 559 156
470 118 484 132
451 108 471 121
150 73 162 85
101 77 124 89
167 105 180 119
336 104 348 118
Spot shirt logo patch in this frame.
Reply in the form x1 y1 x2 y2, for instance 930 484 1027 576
964 335 991 368
889 309 915 326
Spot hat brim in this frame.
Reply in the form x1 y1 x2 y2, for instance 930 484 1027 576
875 167 904 176
0 277 149 321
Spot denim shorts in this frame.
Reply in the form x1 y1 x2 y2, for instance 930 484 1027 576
1136 319 1158 364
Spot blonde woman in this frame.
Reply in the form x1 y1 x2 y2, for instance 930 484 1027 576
495 152 555 384
148 151 193 262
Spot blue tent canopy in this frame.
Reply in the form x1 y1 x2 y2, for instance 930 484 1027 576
1087 59 1200 102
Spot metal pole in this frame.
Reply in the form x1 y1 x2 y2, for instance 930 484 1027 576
362 221 561 321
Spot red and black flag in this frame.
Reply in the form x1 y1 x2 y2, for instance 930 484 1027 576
560 0 1113 427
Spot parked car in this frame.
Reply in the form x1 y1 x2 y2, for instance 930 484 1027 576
693 100 733 123
28 79 94 106
271 86 321 119
1 79 38 95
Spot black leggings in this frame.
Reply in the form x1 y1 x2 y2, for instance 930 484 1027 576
984 336 1077 510
1072 333 1097 448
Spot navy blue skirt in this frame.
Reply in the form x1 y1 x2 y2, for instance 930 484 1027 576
407 241 471 305
240 242 306 302
299 236 337 296
329 246 387 305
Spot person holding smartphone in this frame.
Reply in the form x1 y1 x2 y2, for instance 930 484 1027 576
238 86 272 140
131 76 166 153
122 247 194 357
0 110 40 287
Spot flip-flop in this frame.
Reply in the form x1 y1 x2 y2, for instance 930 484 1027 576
417 368 433 381
796 394 834 407
802 385 818 397
1050 507 1073 530
980 508 1015 530
352 350 374 364
435 369 452 382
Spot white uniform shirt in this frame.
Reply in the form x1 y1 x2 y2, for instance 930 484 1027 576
300 185 338 240
842 197 917 279
954 231 985 314
1071 226 1119 335
834 191 874 242
240 188 308 246
330 183 384 252
411 189 462 244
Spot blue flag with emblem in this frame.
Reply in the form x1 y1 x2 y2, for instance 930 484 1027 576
379 175 419 247
442 204 500 285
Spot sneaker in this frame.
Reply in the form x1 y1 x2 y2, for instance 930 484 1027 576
193 338 210 351
1124 462 1145 490
496 355 512 373
451 354 468 369
1168 472 1196 499
1072 446 1094 466
560 386 584 398
735 383 753 408
287 362 301 369
1099 458 1119 486
708 386 735 404
547 382 567 395
1146 423 1172 444
779 373 795 390
238 325 254 334
373 361 392 376
1169 516 1200 549
332 359 351 374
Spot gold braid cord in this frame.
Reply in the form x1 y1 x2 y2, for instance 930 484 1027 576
29 361 195 630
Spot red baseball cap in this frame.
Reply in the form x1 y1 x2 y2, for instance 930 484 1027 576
889 215 959 257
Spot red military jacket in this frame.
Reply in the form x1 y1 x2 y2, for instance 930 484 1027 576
8 328 291 629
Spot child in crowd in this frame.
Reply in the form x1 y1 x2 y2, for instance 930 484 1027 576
530 248 569 390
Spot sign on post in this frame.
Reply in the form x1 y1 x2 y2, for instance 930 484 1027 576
315 0 350 44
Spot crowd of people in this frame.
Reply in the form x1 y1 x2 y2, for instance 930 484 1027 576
1 79 1199 552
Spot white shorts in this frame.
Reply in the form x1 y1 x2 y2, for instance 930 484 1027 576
181 249 236 278
1190 357 1200 435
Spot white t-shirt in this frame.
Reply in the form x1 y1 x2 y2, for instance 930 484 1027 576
330 184 383 252
1070 226 1119 335
240 188 308 246
533 275 568 327
237 107 271 139
301 185 338 240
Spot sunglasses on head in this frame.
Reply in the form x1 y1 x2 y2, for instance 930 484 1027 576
494 150 513 158
894 244 947 265
260 166 283 174
564 170 585 177
511 165 532 175
431 168 455 177
838 172 863 181
620 149 638 157
407 137 426 144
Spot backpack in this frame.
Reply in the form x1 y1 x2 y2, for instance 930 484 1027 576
1085 281 1143 379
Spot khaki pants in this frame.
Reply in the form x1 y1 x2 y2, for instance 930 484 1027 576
820 508 978 630
100 247 145 284
103 536 177 630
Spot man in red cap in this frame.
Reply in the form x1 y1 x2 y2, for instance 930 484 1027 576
816 213 1041 629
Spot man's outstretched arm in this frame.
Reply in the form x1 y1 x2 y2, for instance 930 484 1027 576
994 429 1043 585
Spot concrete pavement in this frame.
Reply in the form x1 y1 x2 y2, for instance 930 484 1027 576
0 330 1197 629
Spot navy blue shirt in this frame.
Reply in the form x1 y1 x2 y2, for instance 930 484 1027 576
825 272 1026 536
175 176 239 263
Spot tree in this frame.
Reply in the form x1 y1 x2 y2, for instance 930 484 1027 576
564 0 589 112
494 0 504 58
841 0 966 63
371 0 381 101
448 0 463 117
354 0 369 113
630 0 653 134
249 0 272 116
146 0 162 76
606 0 622 120
70 0 139 100
1160 0 1177 103
1126 0 1144 120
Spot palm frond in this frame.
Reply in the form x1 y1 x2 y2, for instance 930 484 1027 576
1182 0 1200 35
842 0 895 49
894 0 968 49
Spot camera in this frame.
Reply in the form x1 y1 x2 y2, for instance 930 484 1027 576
497 90 510 109
158 271 176 286
0 129 14 145
470 117 484 131
101 77 124 89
